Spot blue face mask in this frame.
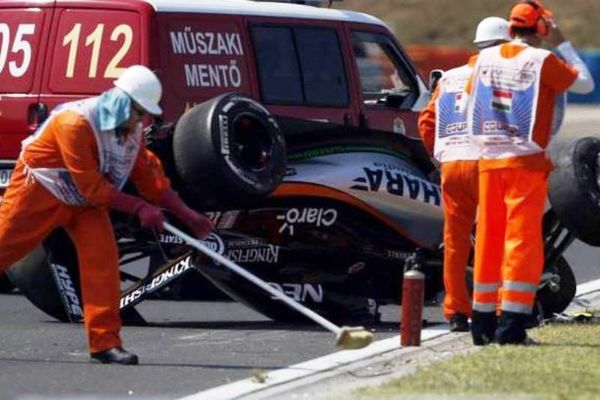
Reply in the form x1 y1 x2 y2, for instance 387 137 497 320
96 87 132 131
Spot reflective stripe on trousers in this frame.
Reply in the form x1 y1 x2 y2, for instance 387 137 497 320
473 168 547 315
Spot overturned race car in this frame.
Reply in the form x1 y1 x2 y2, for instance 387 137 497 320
0 0 576 326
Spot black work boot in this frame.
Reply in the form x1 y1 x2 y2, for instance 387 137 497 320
495 311 535 345
470 311 497 346
449 314 470 332
91 346 139 365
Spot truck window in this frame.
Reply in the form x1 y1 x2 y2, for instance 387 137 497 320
351 31 417 109
251 26 303 104
251 26 348 107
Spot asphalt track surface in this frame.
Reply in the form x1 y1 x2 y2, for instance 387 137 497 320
0 105 598 400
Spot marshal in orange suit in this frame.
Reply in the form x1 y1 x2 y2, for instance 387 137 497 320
0 65 214 364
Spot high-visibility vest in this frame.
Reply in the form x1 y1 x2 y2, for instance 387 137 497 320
434 64 479 162
20 97 142 205
467 45 550 159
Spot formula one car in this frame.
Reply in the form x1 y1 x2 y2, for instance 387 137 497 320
6 93 577 326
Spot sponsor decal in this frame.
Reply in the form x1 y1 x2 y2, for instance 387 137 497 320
491 89 513 112
227 238 263 247
347 261 366 274
51 264 83 318
372 162 412 174
120 255 194 308
199 233 225 254
268 282 324 303
482 120 520 136
350 167 441 207
480 66 535 89
219 115 230 155
445 122 468 135
218 210 240 229
276 208 338 235
206 210 240 230
384 250 416 261
159 233 185 244
227 245 280 264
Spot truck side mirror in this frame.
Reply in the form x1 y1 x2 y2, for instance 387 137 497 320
428 69 443 92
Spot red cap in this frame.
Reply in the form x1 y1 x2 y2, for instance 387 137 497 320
509 3 539 28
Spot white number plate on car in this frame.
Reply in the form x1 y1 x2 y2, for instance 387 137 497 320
0 169 13 188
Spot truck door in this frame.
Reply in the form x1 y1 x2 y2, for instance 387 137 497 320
0 1 54 184
345 24 429 139
40 2 145 120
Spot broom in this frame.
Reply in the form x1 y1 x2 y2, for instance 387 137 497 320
164 222 373 350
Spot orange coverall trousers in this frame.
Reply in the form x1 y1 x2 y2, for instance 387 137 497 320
473 168 547 315
440 160 477 320
0 161 121 353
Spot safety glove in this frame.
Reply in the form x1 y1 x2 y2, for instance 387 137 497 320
109 191 165 231
159 188 214 239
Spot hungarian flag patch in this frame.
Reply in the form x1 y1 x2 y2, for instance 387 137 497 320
454 93 463 112
491 89 512 112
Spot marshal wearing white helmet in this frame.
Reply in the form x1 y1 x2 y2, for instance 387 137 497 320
473 16 512 47
114 65 163 116
0 65 214 365
417 16 511 333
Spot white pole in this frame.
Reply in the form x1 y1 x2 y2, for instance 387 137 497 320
164 222 342 335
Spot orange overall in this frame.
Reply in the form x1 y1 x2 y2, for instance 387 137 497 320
465 43 577 338
0 111 170 353
418 57 478 321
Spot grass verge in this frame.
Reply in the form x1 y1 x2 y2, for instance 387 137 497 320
353 323 600 400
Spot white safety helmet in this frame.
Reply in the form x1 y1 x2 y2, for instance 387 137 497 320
114 65 163 116
473 16 511 45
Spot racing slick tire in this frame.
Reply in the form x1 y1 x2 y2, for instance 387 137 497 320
548 136 600 246
6 230 78 322
173 93 286 207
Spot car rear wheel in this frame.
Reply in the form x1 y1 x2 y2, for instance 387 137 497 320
6 230 77 322
173 93 286 208
548 136 600 246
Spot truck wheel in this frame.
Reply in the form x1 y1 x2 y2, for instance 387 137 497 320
548 136 600 246
173 93 286 207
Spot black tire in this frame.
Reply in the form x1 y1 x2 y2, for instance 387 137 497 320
548 136 600 246
534 256 576 320
173 93 286 206
6 230 79 322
